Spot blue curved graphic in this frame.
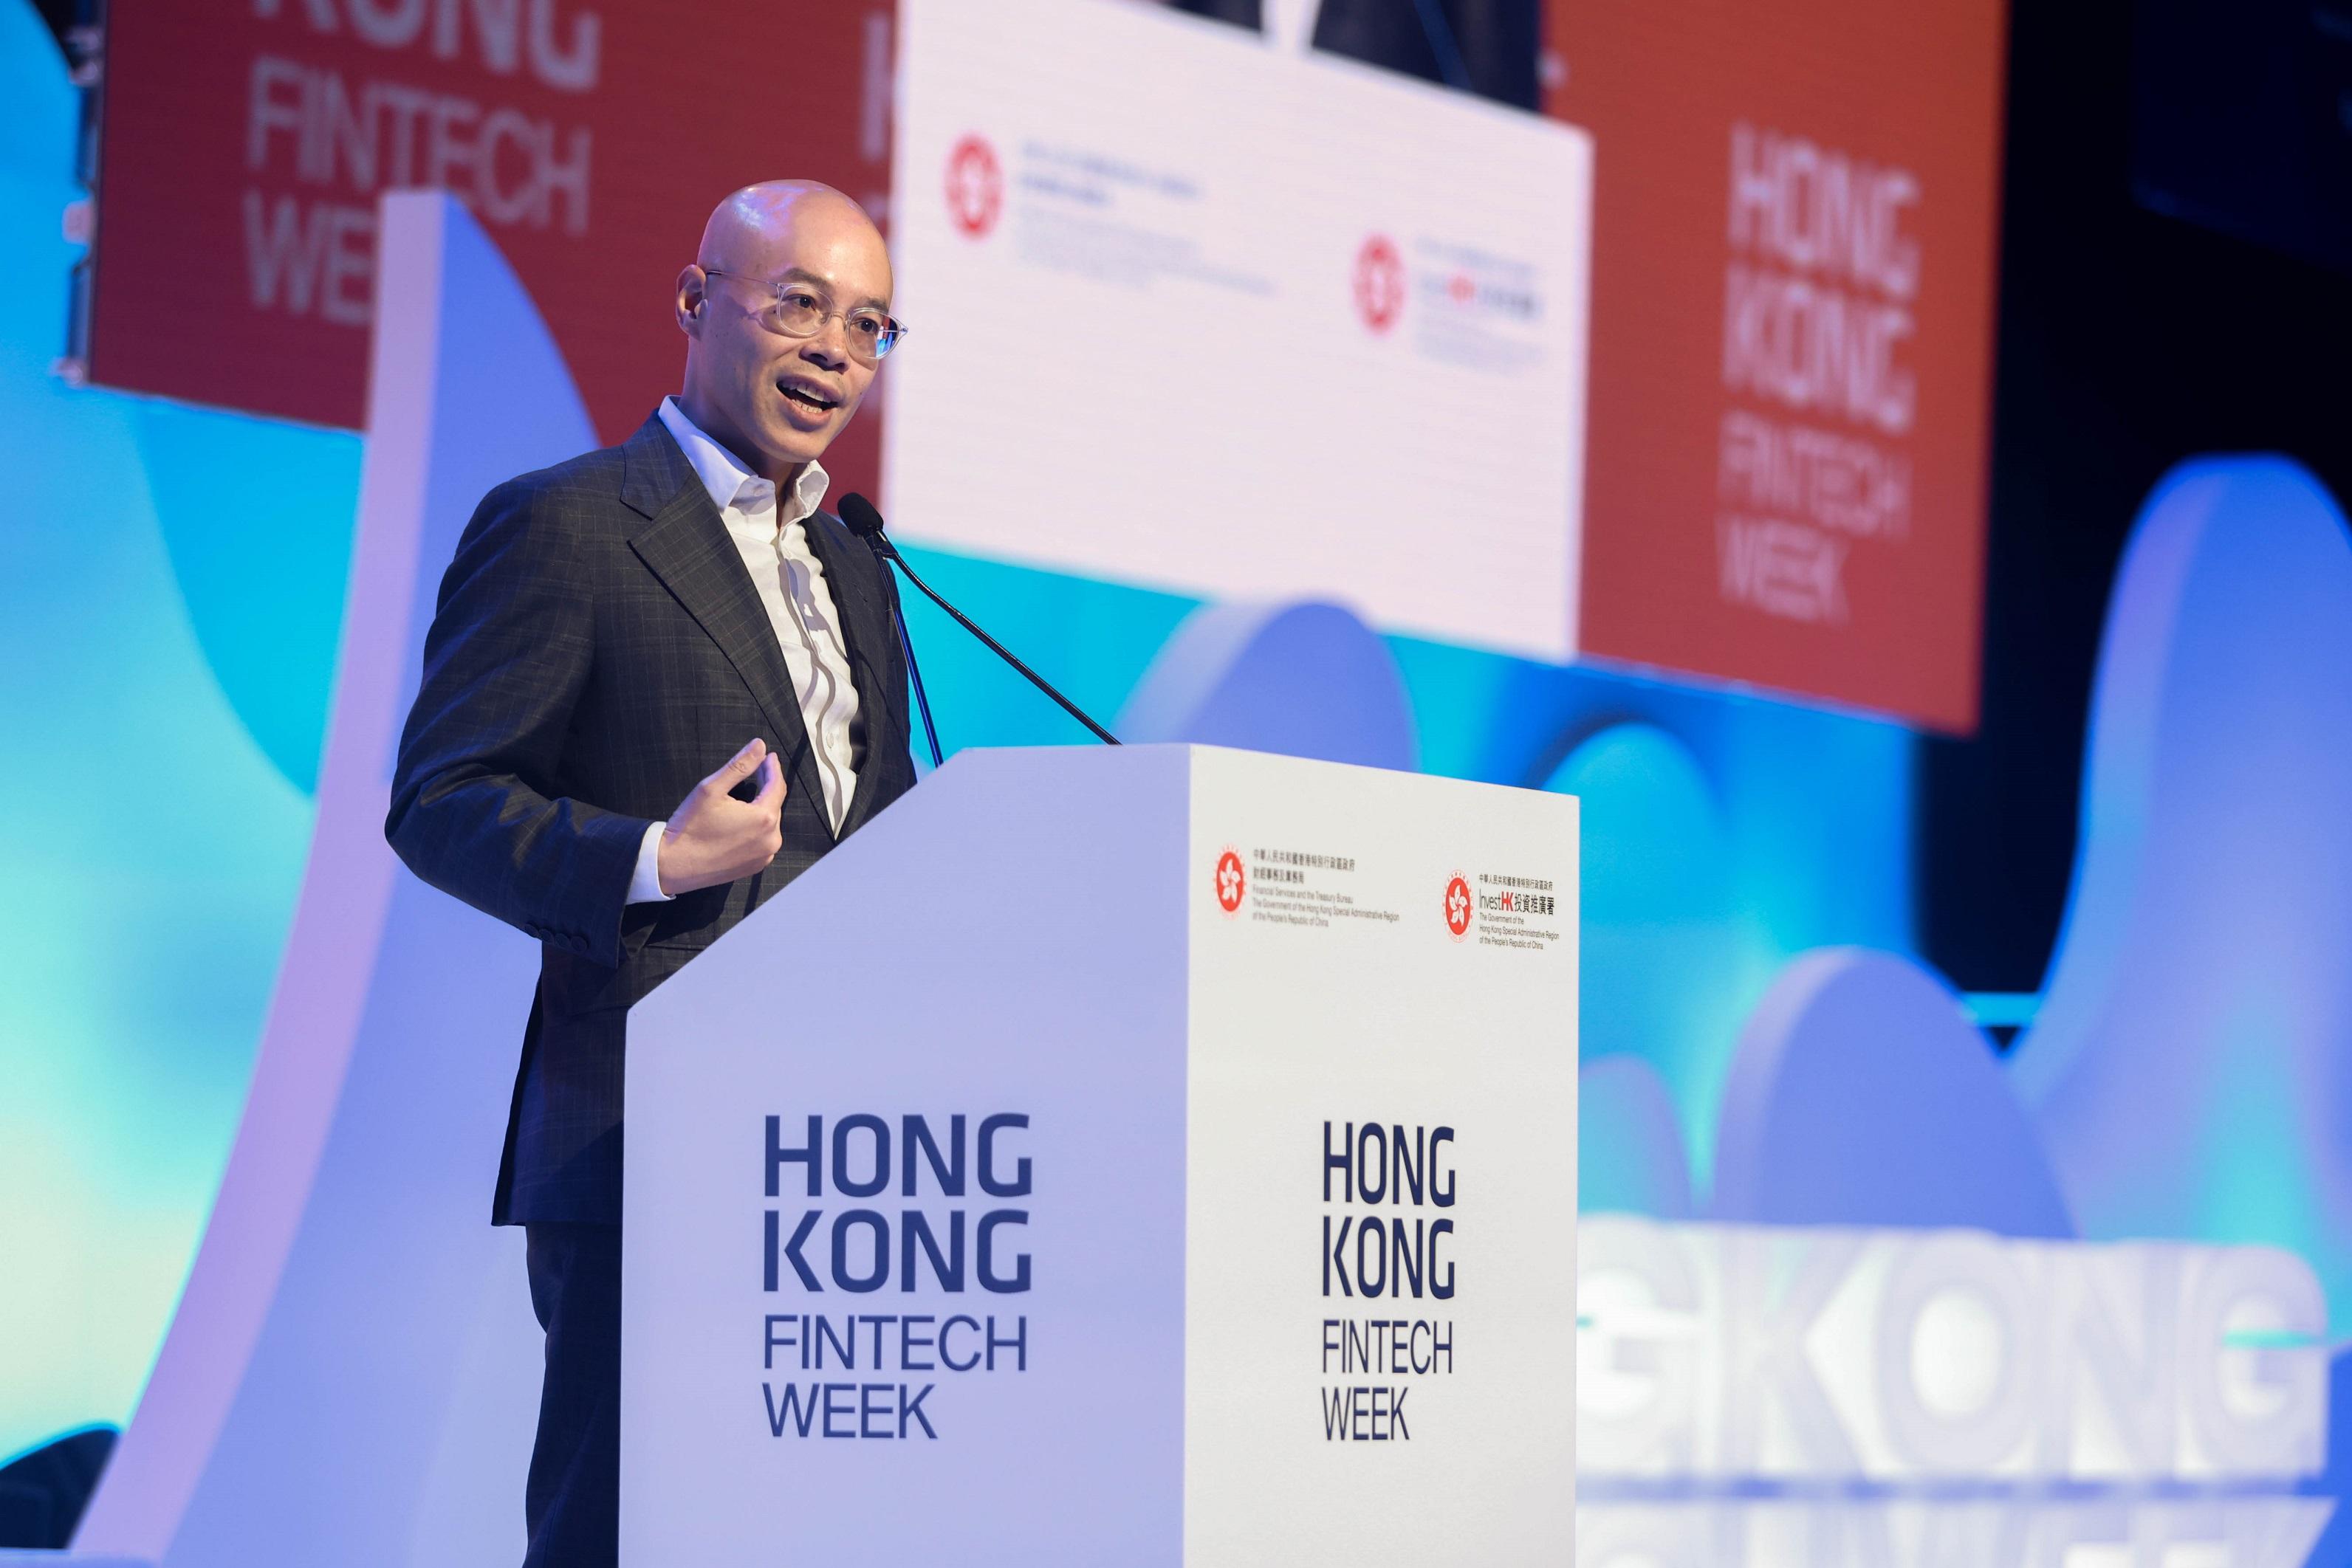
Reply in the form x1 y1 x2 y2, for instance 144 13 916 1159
2013 458 2352 1331
0 2 314 1474
1579 1054 1695 1219
1549 723 1757 1195
1715 949 2077 1238
138 403 359 794
72 193 593 1568
1117 599 1417 769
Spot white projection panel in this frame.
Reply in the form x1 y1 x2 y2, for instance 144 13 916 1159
886 0 1594 662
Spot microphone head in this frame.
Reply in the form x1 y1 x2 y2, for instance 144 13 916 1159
839 492 888 540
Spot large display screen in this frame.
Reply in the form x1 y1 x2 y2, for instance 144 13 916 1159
885 0 1593 661
82 0 2009 729
82 0 893 486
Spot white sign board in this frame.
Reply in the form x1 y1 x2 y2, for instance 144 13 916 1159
884 0 1595 662
622 746 1578 1563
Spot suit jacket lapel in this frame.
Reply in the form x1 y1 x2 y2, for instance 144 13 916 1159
619 416 834 839
804 508 903 839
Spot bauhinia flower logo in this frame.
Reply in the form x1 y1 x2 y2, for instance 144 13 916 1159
1444 874 1472 941
945 134 1003 239
1354 233 1405 333
1216 849 1247 915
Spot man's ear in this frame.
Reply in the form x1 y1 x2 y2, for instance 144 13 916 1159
675 266 707 334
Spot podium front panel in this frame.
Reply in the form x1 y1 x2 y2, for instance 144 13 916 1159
623 746 1576 1564
1185 747 1578 1559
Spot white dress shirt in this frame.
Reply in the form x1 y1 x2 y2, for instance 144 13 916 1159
625 397 863 903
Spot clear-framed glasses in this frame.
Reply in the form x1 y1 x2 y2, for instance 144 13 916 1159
699 268 909 363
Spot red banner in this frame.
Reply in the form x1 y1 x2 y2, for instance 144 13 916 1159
89 0 894 491
1547 0 2009 732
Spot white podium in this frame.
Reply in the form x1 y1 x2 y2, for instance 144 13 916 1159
622 745 1578 1564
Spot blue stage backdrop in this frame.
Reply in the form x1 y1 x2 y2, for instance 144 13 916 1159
0 4 1920 1468
20 24 2352 1564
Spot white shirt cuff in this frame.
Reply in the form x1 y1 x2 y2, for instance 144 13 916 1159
628 820 673 904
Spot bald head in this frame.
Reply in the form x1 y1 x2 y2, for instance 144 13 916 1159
673 180 896 484
696 180 886 279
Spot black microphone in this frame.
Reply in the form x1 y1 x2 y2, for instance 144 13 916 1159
845 500 946 769
838 493 1122 748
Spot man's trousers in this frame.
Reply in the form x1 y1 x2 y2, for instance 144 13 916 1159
523 1222 621 1568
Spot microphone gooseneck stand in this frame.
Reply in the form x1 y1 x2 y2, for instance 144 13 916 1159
890 596 946 770
838 493 1121 754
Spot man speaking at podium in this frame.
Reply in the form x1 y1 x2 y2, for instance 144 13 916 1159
385 182 916 1567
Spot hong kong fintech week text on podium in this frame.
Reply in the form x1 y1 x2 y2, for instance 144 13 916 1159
620 744 1579 1563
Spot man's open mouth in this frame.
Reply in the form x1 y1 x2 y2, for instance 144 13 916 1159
779 379 838 412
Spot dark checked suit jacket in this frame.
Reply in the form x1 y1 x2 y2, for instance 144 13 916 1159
386 411 916 1226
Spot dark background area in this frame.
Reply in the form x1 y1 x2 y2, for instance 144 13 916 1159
34 0 2352 996
1921 0 2352 992
2130 0 2352 278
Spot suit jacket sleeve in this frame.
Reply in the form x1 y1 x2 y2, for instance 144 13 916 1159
385 478 647 967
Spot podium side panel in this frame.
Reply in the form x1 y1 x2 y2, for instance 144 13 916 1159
623 746 1193 1564
1183 749 1579 1564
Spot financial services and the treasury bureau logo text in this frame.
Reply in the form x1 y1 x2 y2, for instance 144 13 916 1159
944 134 1003 239
758 1113 1032 1443
1215 846 1247 915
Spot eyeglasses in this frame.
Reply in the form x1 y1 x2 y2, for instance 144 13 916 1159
699 268 909 363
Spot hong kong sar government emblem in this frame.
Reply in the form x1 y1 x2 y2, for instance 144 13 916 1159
1443 873 1472 941
1216 848 1247 916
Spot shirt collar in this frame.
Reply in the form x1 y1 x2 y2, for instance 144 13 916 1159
658 396 829 527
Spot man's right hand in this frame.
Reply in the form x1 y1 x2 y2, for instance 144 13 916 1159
656 738 786 896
